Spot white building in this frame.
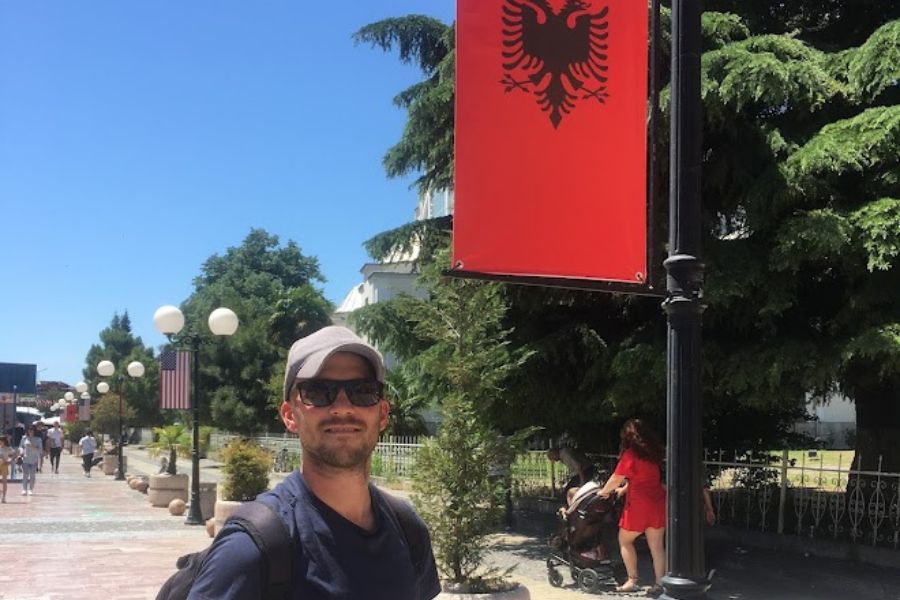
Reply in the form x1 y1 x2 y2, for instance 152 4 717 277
332 258 424 371
332 190 453 431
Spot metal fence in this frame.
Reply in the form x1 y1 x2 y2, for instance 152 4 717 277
706 449 900 550
209 432 900 552
209 433 423 476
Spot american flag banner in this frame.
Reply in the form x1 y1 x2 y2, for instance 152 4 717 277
160 351 191 410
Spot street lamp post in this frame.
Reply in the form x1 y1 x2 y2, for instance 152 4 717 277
96 361 145 480
662 1 708 599
154 304 238 525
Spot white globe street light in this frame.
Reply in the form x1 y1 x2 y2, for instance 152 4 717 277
153 305 185 335
154 303 238 525
97 361 115 378
208 308 239 336
127 361 145 378
96 359 145 480
74 381 88 394
64 392 74 402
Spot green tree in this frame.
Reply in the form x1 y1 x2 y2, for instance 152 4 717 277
356 5 900 469
353 16 455 194
148 423 191 475
91 394 136 441
83 313 161 427
382 367 430 436
178 229 333 434
361 249 531 589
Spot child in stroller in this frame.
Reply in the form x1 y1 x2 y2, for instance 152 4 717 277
547 479 626 593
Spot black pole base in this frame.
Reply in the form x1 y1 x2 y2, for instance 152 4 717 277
660 574 711 600
116 443 126 481
185 498 205 525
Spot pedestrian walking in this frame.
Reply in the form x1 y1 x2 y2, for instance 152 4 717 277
8 421 24 480
596 418 667 595
79 430 97 477
186 326 440 600
0 434 15 503
19 425 43 495
36 423 48 472
46 422 63 474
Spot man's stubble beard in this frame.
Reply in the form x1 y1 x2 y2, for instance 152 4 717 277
300 432 377 474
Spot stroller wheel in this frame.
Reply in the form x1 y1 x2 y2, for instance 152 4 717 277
548 567 564 588
578 568 600 593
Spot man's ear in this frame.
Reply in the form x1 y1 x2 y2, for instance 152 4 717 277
280 401 298 433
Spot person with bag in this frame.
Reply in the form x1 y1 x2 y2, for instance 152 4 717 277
181 326 441 600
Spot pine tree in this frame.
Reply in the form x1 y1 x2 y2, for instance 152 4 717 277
358 248 530 589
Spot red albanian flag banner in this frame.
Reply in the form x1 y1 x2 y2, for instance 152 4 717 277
453 0 650 287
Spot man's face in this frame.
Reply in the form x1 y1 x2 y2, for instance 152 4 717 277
280 352 389 473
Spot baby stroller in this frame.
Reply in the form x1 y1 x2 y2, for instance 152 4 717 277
547 480 626 593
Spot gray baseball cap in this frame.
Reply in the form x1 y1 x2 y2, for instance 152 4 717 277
282 326 385 402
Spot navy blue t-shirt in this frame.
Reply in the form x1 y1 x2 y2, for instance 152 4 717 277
188 472 441 600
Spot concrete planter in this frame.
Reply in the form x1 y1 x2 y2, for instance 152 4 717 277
148 473 189 507
213 499 244 535
102 455 126 476
197 482 217 523
437 584 530 600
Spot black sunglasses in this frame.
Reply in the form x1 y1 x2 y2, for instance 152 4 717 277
295 379 384 408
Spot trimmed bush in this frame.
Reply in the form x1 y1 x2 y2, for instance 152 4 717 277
220 438 270 502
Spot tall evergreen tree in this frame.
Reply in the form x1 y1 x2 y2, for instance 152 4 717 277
178 229 332 434
84 312 160 426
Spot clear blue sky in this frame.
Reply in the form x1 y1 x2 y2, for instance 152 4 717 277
0 1 454 386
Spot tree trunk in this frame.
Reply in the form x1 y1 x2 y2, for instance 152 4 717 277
168 447 177 475
848 370 900 476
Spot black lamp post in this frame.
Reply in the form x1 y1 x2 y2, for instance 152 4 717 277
96 360 145 480
661 0 709 599
154 304 239 526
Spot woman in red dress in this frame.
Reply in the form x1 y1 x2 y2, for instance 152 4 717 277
597 419 666 594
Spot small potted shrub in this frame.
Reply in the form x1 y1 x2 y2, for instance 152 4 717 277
214 438 271 534
147 424 191 507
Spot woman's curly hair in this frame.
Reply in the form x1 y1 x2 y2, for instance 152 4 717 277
619 418 664 465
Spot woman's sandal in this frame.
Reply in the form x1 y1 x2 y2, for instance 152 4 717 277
646 584 664 597
615 576 640 593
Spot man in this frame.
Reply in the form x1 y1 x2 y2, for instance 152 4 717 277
46 422 64 474
548 445 596 502
189 326 441 600
78 430 97 477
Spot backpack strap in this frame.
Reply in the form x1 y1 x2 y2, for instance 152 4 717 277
227 500 295 600
379 490 426 576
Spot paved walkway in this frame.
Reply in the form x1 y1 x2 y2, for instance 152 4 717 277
0 450 211 600
2 448 900 599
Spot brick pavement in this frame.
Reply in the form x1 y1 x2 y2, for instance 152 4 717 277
0 450 211 600
4 448 899 600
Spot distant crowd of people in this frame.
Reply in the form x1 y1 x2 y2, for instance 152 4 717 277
0 421 99 502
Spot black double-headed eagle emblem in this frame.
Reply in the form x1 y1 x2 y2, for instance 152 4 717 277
501 0 609 128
